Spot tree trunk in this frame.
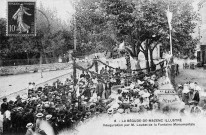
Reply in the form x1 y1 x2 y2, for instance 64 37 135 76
144 40 150 73
44 53 49 64
149 48 156 71
144 51 150 73
133 42 141 70
125 52 131 74
40 52 43 65
133 56 141 70
26 52 29 65
73 58 77 86
52 51 56 62
0 57 2 66
40 52 43 75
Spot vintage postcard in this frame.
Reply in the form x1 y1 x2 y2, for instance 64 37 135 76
6 1 36 36
0 0 206 135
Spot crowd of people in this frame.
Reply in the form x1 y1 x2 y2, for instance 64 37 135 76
0 65 164 135
177 82 203 114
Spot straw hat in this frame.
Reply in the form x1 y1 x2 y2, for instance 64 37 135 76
56 96 61 100
189 83 195 90
182 84 190 93
37 104 41 108
107 108 114 115
44 102 50 108
195 86 201 91
178 84 183 88
36 113 44 118
142 93 150 98
17 107 23 111
117 108 124 114
86 112 91 117
131 107 139 112
26 123 33 128
139 90 144 96
46 114 52 121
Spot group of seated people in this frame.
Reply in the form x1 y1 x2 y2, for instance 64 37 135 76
175 81 206 116
177 82 201 106
0 66 163 135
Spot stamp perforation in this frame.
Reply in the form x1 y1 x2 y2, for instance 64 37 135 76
6 0 37 36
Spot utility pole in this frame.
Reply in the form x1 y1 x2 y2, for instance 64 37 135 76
73 0 77 52
72 0 78 86
166 6 173 57
169 29 173 56
36 9 51 78
74 14 77 51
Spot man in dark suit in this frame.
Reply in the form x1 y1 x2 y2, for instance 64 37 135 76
96 79 104 98
85 71 90 80
1 98 8 115
193 90 200 106
80 71 85 78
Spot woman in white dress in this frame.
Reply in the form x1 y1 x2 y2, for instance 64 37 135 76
12 4 32 33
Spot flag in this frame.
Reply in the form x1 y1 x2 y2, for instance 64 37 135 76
118 41 125 50
166 6 173 30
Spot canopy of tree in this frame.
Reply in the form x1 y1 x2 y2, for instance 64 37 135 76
0 3 73 65
0 0 199 69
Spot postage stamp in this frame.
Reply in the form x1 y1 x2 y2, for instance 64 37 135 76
7 1 36 36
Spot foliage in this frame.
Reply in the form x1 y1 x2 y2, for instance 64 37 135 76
73 0 119 54
0 0 199 68
0 3 73 64
100 0 199 71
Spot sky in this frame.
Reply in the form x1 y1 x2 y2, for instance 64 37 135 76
0 0 75 21
0 0 200 20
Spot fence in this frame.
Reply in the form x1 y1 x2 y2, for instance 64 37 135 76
0 51 96 67
0 57 69 66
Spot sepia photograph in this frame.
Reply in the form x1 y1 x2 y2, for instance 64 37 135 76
0 0 206 135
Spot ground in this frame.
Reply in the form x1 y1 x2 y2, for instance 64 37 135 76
175 68 206 90
0 57 158 102
175 67 206 107
0 58 205 135
0 69 73 102
0 57 203 103
174 58 206 94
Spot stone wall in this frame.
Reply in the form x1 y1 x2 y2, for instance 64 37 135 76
0 62 73 76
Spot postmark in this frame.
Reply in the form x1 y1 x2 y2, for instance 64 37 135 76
7 1 36 36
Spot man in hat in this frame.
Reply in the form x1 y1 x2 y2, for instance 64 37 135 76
1 98 8 115
32 82 36 91
85 71 90 80
3 106 11 134
45 114 53 126
28 82 33 90
15 95 23 107
182 84 190 105
35 113 44 131
25 123 34 135
82 85 91 102
192 88 200 106
100 67 105 75
96 79 104 98
80 71 85 78
45 114 52 121
104 80 111 99
64 78 71 86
